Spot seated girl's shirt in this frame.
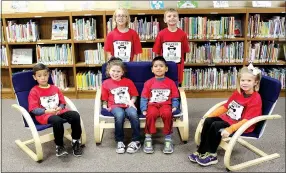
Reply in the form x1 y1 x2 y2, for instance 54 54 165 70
101 78 139 110
104 28 142 62
220 90 262 133
28 85 69 125
141 77 179 105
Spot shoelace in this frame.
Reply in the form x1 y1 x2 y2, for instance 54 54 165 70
118 142 125 149
128 142 138 149
145 140 152 148
200 152 211 159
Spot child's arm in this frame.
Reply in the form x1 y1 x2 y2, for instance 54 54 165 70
152 32 162 55
101 82 111 111
133 32 142 61
171 81 180 112
140 81 150 115
106 52 112 60
171 98 179 112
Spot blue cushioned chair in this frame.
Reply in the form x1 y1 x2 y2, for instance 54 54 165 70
194 75 282 171
11 71 86 162
94 62 189 144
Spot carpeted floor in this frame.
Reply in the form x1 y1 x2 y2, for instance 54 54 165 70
1 98 285 172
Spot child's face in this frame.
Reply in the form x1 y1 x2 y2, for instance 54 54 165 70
115 9 128 27
152 60 168 78
240 73 258 94
164 11 179 26
33 70 49 87
109 65 124 81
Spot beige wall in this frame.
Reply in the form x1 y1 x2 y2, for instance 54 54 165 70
2 1 285 14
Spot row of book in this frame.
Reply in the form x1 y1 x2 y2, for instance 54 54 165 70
73 18 97 41
84 43 105 64
51 68 68 90
76 70 102 90
248 14 285 38
6 20 39 42
106 17 160 40
36 44 73 65
248 41 282 63
182 67 285 90
178 17 242 39
185 42 244 63
134 48 156 62
1 46 8 66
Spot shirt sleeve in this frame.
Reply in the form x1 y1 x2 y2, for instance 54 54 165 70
57 87 66 105
141 81 151 99
170 80 179 98
223 91 237 109
182 32 190 53
133 31 143 55
152 32 162 55
28 88 40 112
104 32 113 53
101 81 109 101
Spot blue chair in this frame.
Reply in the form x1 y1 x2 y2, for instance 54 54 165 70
94 62 189 144
194 75 282 171
11 71 86 162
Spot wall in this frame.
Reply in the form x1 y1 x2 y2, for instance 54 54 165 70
2 1 285 14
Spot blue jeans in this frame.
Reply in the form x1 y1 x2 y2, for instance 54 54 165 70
111 107 140 142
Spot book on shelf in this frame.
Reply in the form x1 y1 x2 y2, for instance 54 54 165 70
73 18 97 40
76 70 102 90
12 48 33 65
135 48 155 62
51 68 68 91
1 21 4 42
51 20 68 40
36 44 73 65
84 43 105 64
234 20 242 37
6 20 39 42
260 67 285 89
1 46 8 66
248 41 280 63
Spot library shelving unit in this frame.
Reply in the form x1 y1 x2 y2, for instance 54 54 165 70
1 7 285 99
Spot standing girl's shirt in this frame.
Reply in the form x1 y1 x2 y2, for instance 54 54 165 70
101 77 139 110
153 28 190 84
104 28 142 62
28 85 69 124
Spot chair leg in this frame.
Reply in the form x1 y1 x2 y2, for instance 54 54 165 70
178 124 189 142
95 121 105 144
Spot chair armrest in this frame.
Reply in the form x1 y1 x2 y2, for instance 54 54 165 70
11 104 36 128
179 87 188 120
94 88 102 125
64 96 78 112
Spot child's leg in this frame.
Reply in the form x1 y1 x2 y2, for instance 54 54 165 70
145 105 160 134
60 111 82 141
110 107 126 142
125 107 140 142
198 117 229 154
159 104 173 135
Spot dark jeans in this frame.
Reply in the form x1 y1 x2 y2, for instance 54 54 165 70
48 111 82 146
111 107 140 142
198 117 230 154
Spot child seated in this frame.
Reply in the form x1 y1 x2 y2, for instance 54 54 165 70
140 56 180 154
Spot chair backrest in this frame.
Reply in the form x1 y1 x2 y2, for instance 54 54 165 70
246 75 282 138
12 70 54 127
101 61 178 95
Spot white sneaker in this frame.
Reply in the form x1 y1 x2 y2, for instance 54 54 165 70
126 141 141 154
116 142 125 154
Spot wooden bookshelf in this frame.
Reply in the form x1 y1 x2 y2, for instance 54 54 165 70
1 8 285 99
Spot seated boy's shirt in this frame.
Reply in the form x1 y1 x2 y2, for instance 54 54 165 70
153 28 190 83
28 85 69 125
101 77 139 110
141 77 179 106
220 90 262 133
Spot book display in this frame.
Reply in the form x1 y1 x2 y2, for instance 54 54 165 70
1 8 285 99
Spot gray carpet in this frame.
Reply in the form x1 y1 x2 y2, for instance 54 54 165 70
1 98 285 172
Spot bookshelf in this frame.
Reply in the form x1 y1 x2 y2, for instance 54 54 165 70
1 8 285 99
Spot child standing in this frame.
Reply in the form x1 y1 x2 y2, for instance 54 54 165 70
104 8 142 62
153 8 190 85
101 57 141 154
188 64 262 166
140 56 180 154
28 63 83 157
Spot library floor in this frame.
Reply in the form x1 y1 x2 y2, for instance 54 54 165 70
1 98 285 172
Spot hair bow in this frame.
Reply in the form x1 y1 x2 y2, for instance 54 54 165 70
247 63 261 75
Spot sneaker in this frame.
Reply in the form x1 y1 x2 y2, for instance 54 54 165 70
196 152 218 166
56 145 68 157
188 152 200 163
143 138 154 154
116 142 126 154
163 139 174 154
126 141 141 154
72 140 83 157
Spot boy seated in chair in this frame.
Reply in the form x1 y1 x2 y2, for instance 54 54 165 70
28 63 83 157
140 56 180 154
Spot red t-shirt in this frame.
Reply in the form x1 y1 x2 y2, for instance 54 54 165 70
28 85 69 125
220 90 262 133
141 77 179 106
153 28 190 84
101 78 139 110
104 28 142 62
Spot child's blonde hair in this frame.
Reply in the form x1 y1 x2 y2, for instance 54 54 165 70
236 65 262 94
112 8 130 28
164 8 179 19
106 57 126 78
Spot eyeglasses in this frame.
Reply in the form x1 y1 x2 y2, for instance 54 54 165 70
116 15 127 18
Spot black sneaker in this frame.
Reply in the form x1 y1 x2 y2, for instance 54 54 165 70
72 140 83 157
56 145 68 157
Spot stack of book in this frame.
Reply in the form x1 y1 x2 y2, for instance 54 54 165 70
73 18 97 40
6 20 39 42
84 43 105 64
76 70 102 90
247 41 280 63
135 48 155 62
1 46 8 66
51 68 68 90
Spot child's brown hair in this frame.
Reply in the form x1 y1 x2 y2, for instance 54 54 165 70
32 63 49 75
105 57 127 77
164 8 179 19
